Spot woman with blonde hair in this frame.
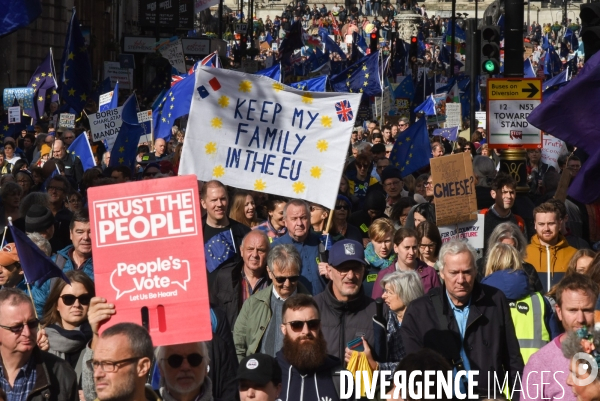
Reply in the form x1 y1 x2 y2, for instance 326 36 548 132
228 190 259 228
481 243 559 362
363 217 396 295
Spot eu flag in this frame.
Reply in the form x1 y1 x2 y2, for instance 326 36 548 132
524 58 536 78
68 133 95 171
0 0 42 37
330 51 381 97
527 50 600 204
278 20 305 62
319 28 346 60
394 76 414 101
255 64 281 82
414 94 436 115
542 68 569 100
99 81 119 112
433 126 459 141
389 118 431 177
110 94 144 171
289 76 327 92
8 220 70 286
26 50 58 120
204 230 236 273
152 72 194 141
60 9 92 114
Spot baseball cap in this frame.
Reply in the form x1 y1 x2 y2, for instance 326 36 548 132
328 239 366 267
0 244 19 267
236 354 282 386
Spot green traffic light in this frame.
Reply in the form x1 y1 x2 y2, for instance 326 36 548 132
483 60 496 73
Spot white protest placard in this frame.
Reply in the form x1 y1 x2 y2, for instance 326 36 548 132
445 103 461 129
475 111 486 129
99 91 115 111
541 134 567 169
439 214 485 249
180 67 362 208
89 107 123 150
8 107 20 124
160 39 186 74
59 113 76 129
103 62 132 89
137 110 152 123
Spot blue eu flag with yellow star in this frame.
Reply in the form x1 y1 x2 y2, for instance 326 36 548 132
152 72 194 141
109 94 144 170
59 9 92 114
389 118 431 177
204 230 236 273
26 50 58 120
330 51 381 97
68 133 95 171
394 75 415 101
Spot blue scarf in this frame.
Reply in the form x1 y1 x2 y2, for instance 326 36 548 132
364 242 396 269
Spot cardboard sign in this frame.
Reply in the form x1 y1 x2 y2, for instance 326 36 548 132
88 176 212 346
430 153 478 226
541 134 567 169
89 107 123 150
439 214 485 249
59 113 76 129
8 107 21 124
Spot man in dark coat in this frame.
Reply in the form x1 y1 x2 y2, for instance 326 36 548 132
400 239 524 399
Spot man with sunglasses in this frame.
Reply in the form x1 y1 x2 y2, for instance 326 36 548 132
277 294 340 401
234 244 310 361
156 342 214 401
0 288 78 401
314 239 377 362
398 118 410 133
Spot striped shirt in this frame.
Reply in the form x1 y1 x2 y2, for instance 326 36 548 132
240 270 270 305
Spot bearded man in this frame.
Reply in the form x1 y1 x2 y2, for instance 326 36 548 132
277 294 340 401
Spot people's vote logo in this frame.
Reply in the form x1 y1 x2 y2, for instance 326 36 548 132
109 256 191 299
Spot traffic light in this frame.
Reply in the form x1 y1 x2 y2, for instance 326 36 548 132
369 30 379 54
480 24 500 75
240 35 248 57
409 36 418 60
580 3 600 62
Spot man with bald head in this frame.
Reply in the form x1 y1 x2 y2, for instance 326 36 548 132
154 138 167 160
210 230 272 328
156 342 214 401
52 138 83 186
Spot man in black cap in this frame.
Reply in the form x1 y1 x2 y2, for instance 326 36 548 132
25 205 55 241
237 354 282 401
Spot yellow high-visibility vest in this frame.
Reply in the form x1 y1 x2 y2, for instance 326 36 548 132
508 292 550 364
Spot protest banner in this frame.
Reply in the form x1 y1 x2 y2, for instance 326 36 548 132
430 152 478 226
3 88 34 110
89 107 123 150
541 134 567 169
8 107 21 124
475 111 486 129
88 175 212 346
103 61 132 89
179 67 362 208
58 113 76 129
439 214 485 249
159 39 186 74
445 103 461 129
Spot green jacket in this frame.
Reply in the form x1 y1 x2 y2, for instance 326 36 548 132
233 283 309 362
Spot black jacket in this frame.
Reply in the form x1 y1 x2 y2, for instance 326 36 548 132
276 351 340 401
25 348 78 401
314 283 376 362
59 153 83 187
400 283 524 398
210 260 272 332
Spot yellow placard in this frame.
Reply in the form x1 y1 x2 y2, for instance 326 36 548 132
487 78 542 100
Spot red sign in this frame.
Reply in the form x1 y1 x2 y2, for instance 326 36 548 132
88 175 212 346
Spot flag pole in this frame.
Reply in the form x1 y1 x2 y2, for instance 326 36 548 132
7 218 40 321
0 226 7 246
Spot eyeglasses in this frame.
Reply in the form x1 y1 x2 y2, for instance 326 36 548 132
398 124 407 127
0 319 39 334
272 274 300 284
144 171 159 177
63 136 74 140
163 353 203 368
47 186 65 192
384 181 401 188
335 204 348 210
332 264 364 276
60 294 92 306
464 147 472 151
425 182 433 187
284 319 321 332
87 357 141 373
356 164 369 169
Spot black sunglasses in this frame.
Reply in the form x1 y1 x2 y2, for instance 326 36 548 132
60 294 92 306
164 353 203 368
284 319 321 332
144 171 159 177
0 319 39 334
335 204 349 210
272 275 300 284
